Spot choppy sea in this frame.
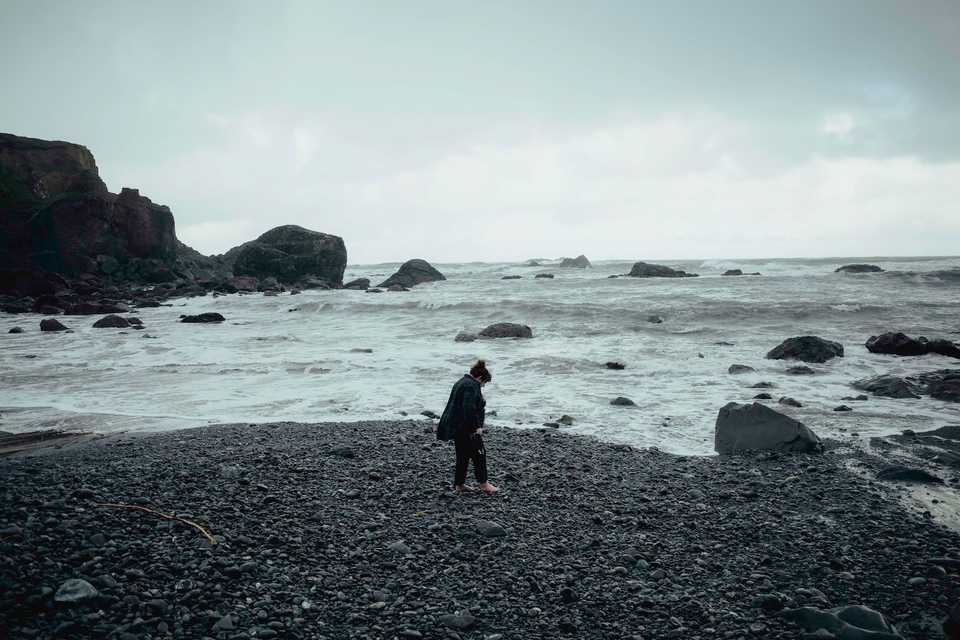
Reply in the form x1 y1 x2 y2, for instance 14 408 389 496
2 256 959 454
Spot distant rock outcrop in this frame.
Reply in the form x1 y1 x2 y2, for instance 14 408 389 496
377 259 445 289
343 278 370 290
767 336 844 363
223 225 346 287
559 255 591 268
714 402 821 454
835 264 883 273
722 269 761 276
627 262 698 278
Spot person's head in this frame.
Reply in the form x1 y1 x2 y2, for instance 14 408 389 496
470 360 492 385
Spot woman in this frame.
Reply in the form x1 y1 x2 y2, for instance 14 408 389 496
437 360 499 494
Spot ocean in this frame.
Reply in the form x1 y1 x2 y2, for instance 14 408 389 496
2 256 959 454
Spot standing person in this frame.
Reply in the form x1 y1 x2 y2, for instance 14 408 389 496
437 360 499 494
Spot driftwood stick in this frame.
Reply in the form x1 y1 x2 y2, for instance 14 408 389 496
96 502 217 544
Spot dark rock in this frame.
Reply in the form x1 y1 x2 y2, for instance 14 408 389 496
479 323 533 338
778 396 803 408
728 364 756 374
366 288 383 293
330 446 355 458
224 225 347 286
421 410 440 419
627 261 698 278
475 520 507 537
125 317 143 326
54 579 99 603
751 382 775 388
40 318 68 332
715 402 821 454
852 375 921 399
92 314 130 329
834 405 853 412
721 269 761 276
534 273 555 279
559 255 591 268
180 312 225 323
387 284 409 292
439 614 477 630
786 365 816 375
835 264 883 273
454 332 478 342
558 415 574 425
610 397 636 406
8 326 24 333
767 336 844 363
67 301 130 315
929 378 960 403
647 315 664 324
753 393 773 400
377 259 445 289
866 332 960 359
606 361 626 370
945 601 960 639
876 466 944 484
501 275 522 280
780 605 899 637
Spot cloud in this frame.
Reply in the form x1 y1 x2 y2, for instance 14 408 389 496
107 108 960 263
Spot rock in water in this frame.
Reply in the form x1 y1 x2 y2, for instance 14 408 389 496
501 275 522 280
606 361 626 370
610 397 636 406
225 225 347 286
559 255 591 268
835 263 883 273
866 332 960 359
786 365 816 375
534 273 554 279
92 314 130 328
479 323 533 338
714 402 821 454
377 259 445 289
180 312 225 323
728 364 755 374
8 326 24 333
852 375 921 399
778 396 803 408
343 277 370 290
55 578 99 603
40 318 69 332
627 261 698 278
454 332 478 342
766 336 844 363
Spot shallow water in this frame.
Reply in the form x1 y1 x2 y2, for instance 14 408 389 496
2 256 959 454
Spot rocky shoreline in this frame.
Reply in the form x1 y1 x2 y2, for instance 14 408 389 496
1 421 958 639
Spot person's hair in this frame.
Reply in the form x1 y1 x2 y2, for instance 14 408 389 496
470 360 492 383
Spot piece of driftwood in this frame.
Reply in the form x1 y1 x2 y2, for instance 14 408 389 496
96 502 216 544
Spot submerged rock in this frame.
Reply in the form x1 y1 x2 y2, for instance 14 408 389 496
778 396 803 408
610 397 636 406
92 314 130 328
479 323 533 339
534 273 554 279
180 312 225 324
767 336 844 363
728 364 755 374
715 402 821 454
852 375 921 399
786 365 816 375
454 332 478 343
8 326 24 334
343 277 370 290
835 264 883 273
377 259 445 289
627 261 698 278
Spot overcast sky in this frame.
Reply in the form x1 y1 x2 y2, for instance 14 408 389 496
2 1 959 262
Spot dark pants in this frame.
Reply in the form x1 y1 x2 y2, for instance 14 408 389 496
454 433 488 486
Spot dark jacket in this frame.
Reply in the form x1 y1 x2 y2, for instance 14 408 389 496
437 374 485 441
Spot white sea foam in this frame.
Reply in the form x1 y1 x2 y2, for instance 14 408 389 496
2 256 959 454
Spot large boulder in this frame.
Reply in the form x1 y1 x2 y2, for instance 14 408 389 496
779 605 901 640
714 402 822 454
866 332 960 359
479 323 533 339
559 255 591 268
377 259 445 289
627 261 698 278
40 318 69 332
852 375 921 399
915 370 960 403
767 336 843 363
92 314 130 328
835 264 883 273
181 312 225 324
225 225 347 286
343 277 370 290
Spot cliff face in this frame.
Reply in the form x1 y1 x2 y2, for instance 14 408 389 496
0 133 198 279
